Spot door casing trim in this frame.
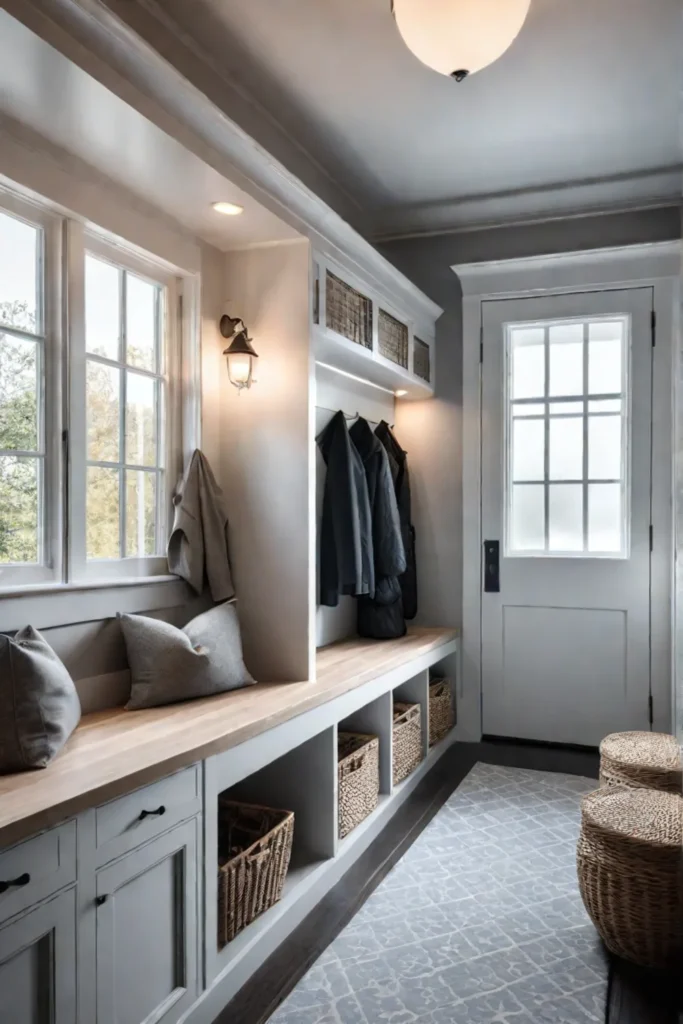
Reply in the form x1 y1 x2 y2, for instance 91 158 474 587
453 242 681 742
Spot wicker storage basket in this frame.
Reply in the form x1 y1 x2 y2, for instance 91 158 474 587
393 702 423 785
378 309 409 369
577 786 683 969
413 337 431 383
326 271 372 350
217 799 294 946
599 731 682 793
338 732 379 839
429 679 454 748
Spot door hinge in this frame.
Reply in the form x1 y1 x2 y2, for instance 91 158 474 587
649 524 654 552
648 694 654 726
479 325 483 364
651 309 656 347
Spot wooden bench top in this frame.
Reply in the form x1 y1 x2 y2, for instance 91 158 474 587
0 627 458 848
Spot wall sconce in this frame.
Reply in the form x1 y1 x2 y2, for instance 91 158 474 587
220 315 259 392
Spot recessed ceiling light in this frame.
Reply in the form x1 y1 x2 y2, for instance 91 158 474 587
395 389 408 397
212 201 244 216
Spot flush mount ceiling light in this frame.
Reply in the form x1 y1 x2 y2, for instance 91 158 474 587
212 201 244 216
391 0 531 81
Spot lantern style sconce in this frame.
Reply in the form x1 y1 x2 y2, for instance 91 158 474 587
220 315 259 392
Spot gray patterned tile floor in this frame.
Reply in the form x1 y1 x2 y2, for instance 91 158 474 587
269 762 607 1024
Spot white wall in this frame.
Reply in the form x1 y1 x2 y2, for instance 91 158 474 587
221 241 314 682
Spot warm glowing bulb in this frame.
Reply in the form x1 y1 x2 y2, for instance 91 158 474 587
212 201 244 216
392 0 531 80
395 389 408 397
227 353 252 385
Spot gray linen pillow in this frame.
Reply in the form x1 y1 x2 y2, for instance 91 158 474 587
0 626 82 774
121 601 255 711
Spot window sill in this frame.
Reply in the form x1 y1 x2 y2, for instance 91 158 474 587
0 575 192 633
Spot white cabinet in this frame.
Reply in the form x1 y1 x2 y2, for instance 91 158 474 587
95 818 199 1024
0 888 77 1024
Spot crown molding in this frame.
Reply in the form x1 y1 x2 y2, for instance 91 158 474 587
453 240 681 298
374 168 683 241
4 0 441 324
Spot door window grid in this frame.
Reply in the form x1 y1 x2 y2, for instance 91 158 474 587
0 208 46 571
85 253 166 562
505 316 629 557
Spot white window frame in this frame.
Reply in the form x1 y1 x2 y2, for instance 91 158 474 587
0 184 198 612
67 226 183 582
0 189 63 588
503 313 631 560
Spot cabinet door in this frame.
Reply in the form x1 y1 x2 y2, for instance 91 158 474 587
95 819 198 1024
0 888 76 1024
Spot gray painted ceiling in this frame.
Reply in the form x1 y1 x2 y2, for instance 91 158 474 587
142 0 682 236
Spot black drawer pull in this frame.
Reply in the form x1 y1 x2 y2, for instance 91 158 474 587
0 872 31 895
96 894 108 906
138 805 166 821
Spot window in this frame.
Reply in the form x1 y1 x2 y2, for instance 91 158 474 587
0 201 57 586
0 188 187 591
84 251 167 565
505 316 629 557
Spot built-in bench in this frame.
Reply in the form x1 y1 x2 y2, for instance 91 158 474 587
0 627 459 1024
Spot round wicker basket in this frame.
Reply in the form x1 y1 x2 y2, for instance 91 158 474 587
577 786 683 969
599 731 682 793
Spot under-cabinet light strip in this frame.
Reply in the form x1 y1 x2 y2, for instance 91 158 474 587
315 360 398 397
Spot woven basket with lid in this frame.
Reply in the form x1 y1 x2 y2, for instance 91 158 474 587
599 731 682 793
577 786 683 968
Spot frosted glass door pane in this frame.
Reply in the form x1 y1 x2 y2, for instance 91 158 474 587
549 417 583 480
549 484 583 551
549 324 583 397
510 484 544 551
589 322 623 394
589 483 622 553
511 329 545 399
512 419 544 481
589 416 622 480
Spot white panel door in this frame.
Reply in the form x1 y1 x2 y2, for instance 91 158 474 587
481 288 654 746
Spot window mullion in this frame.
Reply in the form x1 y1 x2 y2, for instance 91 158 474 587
582 322 589 552
119 270 127 560
543 327 550 552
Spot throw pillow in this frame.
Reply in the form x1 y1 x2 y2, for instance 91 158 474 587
121 600 255 711
0 626 82 774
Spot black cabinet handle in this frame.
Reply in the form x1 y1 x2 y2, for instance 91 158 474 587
96 894 108 906
0 872 30 895
138 805 166 821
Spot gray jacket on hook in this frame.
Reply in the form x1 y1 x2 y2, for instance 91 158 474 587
318 411 374 607
349 418 407 639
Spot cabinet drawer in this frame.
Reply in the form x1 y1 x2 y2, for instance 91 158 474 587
95 765 201 865
0 821 76 924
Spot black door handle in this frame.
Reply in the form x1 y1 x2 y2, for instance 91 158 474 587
138 805 166 821
96 894 109 906
483 540 500 593
0 872 31 895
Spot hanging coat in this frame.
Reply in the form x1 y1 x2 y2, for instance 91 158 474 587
375 420 417 620
349 418 407 639
318 411 374 607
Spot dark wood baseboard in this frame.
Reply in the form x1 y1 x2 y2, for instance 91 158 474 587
216 740 678 1024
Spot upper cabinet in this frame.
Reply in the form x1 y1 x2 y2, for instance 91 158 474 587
312 255 436 399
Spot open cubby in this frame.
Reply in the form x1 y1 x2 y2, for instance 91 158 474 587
220 728 337 866
339 691 393 796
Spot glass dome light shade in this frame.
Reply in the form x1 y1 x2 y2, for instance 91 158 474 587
392 0 532 80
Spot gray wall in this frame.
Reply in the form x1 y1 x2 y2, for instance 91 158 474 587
380 205 682 631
